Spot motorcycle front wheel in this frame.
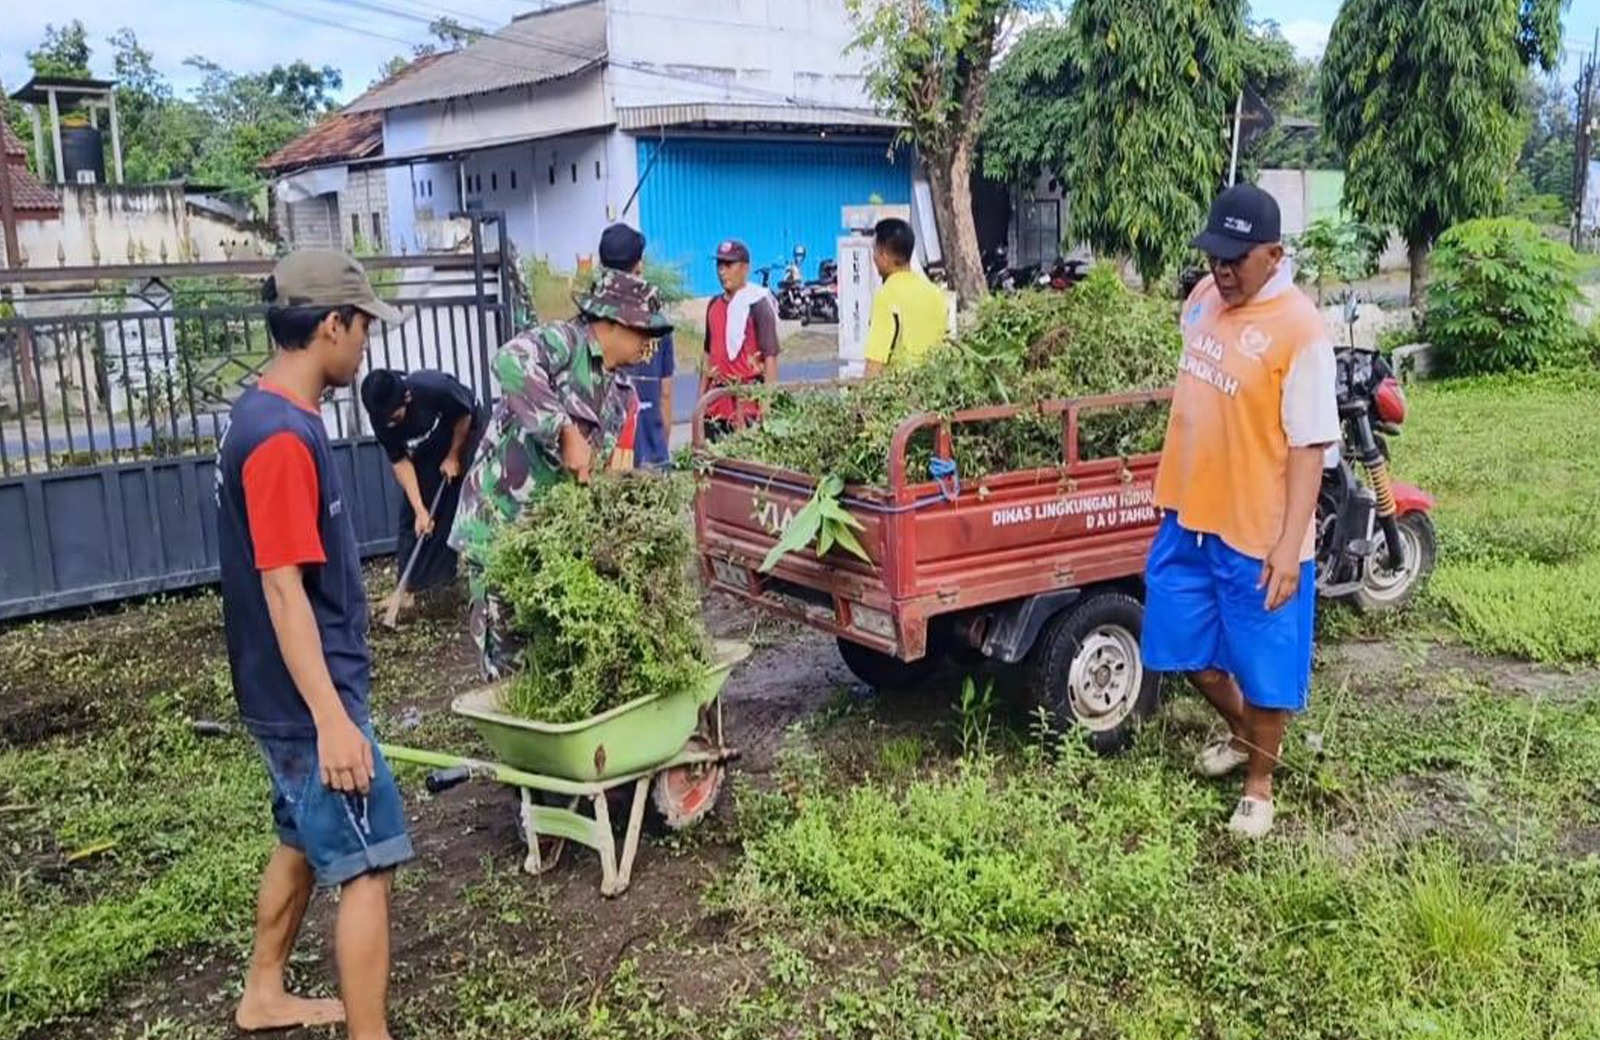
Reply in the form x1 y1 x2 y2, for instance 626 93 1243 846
1348 511 1437 613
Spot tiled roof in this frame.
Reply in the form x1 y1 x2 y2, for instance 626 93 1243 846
1 124 60 216
259 53 446 174
342 1 605 114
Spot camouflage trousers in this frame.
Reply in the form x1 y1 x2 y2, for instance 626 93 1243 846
465 562 524 681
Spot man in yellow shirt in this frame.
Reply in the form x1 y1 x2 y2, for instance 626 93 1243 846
863 218 948 376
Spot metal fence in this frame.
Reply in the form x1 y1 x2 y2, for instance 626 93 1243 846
0 228 513 619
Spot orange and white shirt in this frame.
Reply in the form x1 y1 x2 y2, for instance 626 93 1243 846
1153 263 1339 561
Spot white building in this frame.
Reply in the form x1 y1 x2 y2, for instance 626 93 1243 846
331 0 931 295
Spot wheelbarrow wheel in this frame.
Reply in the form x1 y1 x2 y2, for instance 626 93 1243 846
651 737 725 830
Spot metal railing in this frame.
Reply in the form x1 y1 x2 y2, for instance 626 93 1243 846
0 253 508 477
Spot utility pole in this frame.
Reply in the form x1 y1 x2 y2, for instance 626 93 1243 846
1573 32 1598 251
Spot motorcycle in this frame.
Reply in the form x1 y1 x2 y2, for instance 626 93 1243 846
799 257 839 326
774 246 808 321
1315 296 1437 612
1033 257 1089 291
983 246 1018 292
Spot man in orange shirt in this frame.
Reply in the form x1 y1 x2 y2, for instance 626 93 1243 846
1141 184 1339 838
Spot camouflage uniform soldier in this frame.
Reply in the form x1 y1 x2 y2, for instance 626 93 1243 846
448 268 674 677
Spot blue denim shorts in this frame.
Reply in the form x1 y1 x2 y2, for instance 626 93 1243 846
1141 514 1316 712
254 724 415 888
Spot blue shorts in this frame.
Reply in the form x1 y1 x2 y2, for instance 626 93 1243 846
1140 514 1316 712
254 724 415 888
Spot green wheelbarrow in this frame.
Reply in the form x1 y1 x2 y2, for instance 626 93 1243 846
382 640 750 897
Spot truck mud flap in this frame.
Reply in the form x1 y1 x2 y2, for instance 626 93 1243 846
980 589 1083 664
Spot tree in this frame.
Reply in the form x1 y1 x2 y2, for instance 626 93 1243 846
1247 56 1348 170
185 59 344 194
377 16 482 85
1320 0 1565 304
26 21 93 79
108 29 208 185
983 1 1248 287
849 0 1040 306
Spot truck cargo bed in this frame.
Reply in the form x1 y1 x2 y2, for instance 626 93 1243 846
693 388 1170 662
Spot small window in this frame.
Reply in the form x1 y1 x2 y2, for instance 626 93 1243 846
510 169 517 191
425 179 432 198
491 172 498 192
549 166 556 186
570 163 577 184
594 160 602 180
350 214 361 242
371 213 382 245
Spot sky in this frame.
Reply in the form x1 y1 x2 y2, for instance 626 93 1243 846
1 0 1596 105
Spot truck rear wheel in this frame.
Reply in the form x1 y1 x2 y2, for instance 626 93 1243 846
836 637 942 691
1022 593 1158 755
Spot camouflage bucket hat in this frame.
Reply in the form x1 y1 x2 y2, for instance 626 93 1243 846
574 268 674 334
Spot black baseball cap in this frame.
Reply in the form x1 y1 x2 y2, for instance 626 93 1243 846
1191 184 1281 261
715 239 751 263
599 223 646 270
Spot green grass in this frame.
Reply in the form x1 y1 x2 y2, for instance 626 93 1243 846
704 671 1600 1039
0 582 472 1040
1396 370 1600 662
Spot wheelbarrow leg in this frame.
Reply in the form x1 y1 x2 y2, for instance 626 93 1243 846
614 776 652 895
592 788 620 896
518 788 567 877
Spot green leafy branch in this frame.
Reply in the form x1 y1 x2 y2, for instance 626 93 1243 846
760 475 872 573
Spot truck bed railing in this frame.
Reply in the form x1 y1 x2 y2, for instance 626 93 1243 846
692 382 1173 501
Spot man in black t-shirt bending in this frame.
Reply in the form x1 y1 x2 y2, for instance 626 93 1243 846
360 369 485 602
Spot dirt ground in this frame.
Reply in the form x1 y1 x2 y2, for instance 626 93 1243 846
10 571 1600 1039
13 588 887 1040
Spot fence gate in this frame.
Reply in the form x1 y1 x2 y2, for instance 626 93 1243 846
0 219 513 620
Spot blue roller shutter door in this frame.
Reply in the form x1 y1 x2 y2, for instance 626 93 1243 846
637 137 912 297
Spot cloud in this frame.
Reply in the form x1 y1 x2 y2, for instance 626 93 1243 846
1278 19 1332 58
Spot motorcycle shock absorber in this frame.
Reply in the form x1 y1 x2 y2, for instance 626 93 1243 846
1359 446 1406 572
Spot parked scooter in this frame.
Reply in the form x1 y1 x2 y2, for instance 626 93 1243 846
774 246 808 321
800 258 839 326
1315 294 1437 612
1033 257 1090 291
983 246 1018 292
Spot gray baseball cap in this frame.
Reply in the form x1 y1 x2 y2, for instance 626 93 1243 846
267 249 405 325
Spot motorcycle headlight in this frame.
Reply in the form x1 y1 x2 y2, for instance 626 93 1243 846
1374 378 1408 425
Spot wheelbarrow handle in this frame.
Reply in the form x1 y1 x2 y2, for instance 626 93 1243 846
426 766 473 794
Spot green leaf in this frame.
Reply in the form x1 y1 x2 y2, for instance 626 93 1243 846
828 519 873 563
759 498 825 573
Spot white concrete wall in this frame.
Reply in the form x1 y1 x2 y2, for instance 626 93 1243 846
7 186 271 268
384 160 460 253
603 0 873 109
529 133 615 268
382 73 609 158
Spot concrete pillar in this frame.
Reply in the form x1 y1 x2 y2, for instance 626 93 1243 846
107 89 125 184
47 89 64 184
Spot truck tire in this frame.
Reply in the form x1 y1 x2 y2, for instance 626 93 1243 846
836 637 943 691
1022 593 1158 755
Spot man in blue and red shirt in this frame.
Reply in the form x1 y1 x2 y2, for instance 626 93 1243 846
215 249 410 1040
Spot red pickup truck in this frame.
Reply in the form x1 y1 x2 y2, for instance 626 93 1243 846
693 388 1171 752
